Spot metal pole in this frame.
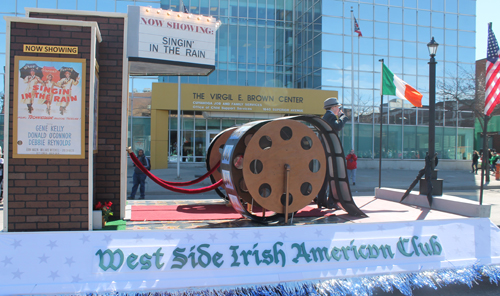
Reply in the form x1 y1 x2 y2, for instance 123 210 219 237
428 54 436 170
176 76 181 179
350 7 355 150
378 59 384 188
480 116 489 205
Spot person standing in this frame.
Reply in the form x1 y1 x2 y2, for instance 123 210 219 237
56 70 79 115
128 149 150 200
322 97 349 132
317 97 349 209
22 68 43 114
346 149 357 185
472 150 479 174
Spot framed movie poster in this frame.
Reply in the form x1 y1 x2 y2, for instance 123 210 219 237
13 56 86 158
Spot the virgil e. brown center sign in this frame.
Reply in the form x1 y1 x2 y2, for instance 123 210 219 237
127 6 219 76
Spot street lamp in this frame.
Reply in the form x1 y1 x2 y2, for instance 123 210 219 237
427 37 438 169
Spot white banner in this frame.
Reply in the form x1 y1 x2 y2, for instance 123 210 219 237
1 218 499 294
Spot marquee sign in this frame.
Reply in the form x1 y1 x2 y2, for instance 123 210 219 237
0 218 499 294
127 6 219 76
152 83 338 115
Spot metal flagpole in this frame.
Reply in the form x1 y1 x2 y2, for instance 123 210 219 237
350 7 355 151
378 59 384 189
480 115 489 205
176 76 181 179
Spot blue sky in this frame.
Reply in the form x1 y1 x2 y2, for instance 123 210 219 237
476 0 498 60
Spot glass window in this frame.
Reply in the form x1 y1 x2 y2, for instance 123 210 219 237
323 17 343 34
374 22 388 38
359 4 374 20
432 0 444 11
404 42 417 58
430 28 444 45
386 125 402 158
18 0 37 14
96 0 115 12
116 1 135 13
445 14 458 29
374 39 388 56
417 10 430 26
459 0 476 15
374 6 388 22
389 23 402 40
322 51 343 69
389 40 402 57
403 126 417 158
417 26 430 43
356 124 373 157
431 12 444 28
404 25 417 41
459 15 475 31
359 54 373 71
445 29 458 46
458 47 475 64
388 57 402 73
321 69 343 87
458 31 475 48
403 58 417 75
403 9 416 25
38 0 58 9
446 0 458 13
359 37 374 54
444 45 458 62
389 7 402 23
322 34 343 52
325 0 344 17
359 72 374 89
418 0 430 10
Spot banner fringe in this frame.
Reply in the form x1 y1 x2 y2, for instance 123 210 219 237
78 264 500 296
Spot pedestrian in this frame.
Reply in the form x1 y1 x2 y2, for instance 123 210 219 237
472 150 479 174
317 97 349 209
346 149 357 185
490 151 500 175
128 149 150 200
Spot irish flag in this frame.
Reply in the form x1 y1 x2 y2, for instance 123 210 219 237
381 63 423 107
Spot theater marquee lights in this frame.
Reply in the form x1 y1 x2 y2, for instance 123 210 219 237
127 6 220 76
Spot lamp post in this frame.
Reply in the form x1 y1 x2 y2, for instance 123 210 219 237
427 37 439 170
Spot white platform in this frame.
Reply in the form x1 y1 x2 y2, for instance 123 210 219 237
375 187 491 218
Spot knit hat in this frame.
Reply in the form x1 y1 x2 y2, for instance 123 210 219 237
324 97 341 110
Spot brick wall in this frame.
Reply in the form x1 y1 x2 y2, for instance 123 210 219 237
8 22 92 231
8 13 125 231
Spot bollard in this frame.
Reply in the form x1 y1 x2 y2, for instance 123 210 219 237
496 165 500 180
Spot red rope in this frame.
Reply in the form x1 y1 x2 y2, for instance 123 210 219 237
129 151 223 194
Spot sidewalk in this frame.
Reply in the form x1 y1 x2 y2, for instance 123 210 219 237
128 160 500 198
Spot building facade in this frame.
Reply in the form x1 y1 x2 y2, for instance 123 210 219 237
1 0 477 165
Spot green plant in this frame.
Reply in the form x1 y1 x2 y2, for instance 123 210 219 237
95 201 113 222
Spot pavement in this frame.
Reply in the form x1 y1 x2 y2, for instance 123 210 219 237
1 161 499 231
127 160 500 225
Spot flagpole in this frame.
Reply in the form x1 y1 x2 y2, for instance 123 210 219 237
378 59 384 189
350 7 355 151
480 115 489 205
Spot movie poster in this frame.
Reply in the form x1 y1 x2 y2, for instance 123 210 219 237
13 56 86 158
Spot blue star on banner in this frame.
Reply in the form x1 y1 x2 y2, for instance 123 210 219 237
1 256 13 266
47 240 58 250
65 257 75 267
11 239 21 248
48 271 59 281
12 269 23 279
38 254 49 263
230 231 239 239
184 233 194 242
208 234 218 242
79 234 90 244
71 274 82 283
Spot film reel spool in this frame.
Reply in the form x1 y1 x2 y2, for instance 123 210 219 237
242 119 327 214
206 127 238 200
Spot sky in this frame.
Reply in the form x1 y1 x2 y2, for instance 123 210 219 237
476 0 498 60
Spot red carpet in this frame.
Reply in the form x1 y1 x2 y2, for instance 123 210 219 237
130 204 335 221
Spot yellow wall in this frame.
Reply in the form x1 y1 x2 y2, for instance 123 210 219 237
150 109 169 169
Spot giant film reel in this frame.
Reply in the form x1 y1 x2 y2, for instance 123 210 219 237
242 119 326 213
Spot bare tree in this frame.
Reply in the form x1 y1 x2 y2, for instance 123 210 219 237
438 64 500 131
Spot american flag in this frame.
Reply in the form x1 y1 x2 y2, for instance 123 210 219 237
486 22 500 116
354 16 362 37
